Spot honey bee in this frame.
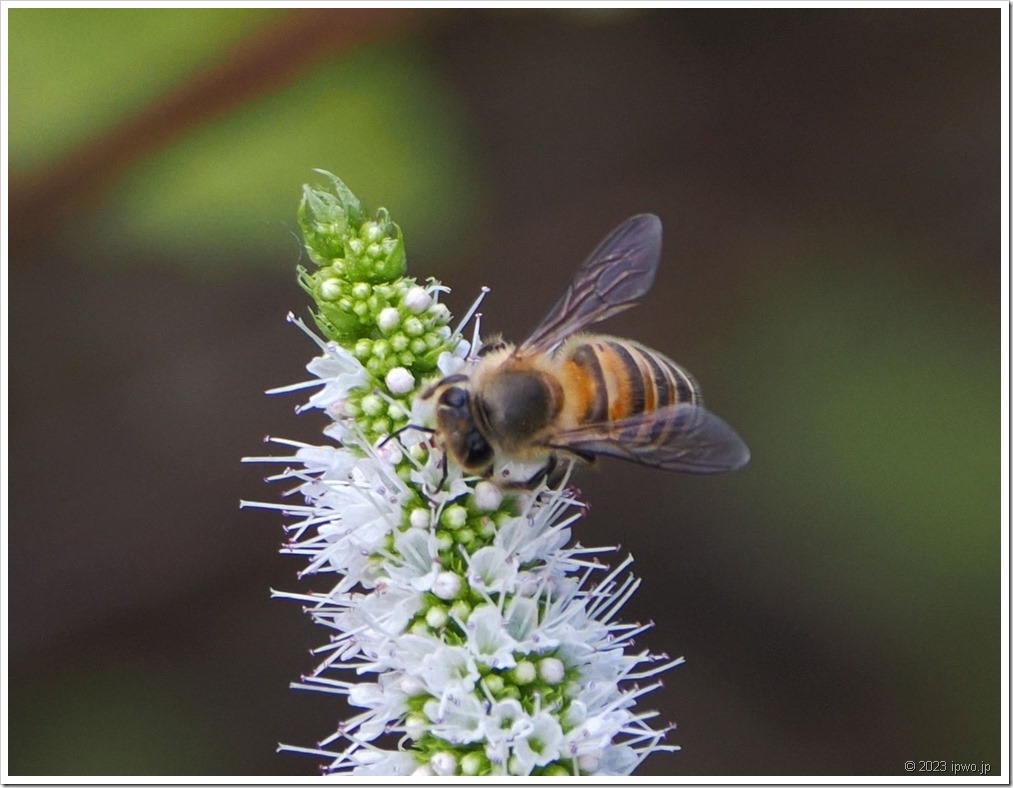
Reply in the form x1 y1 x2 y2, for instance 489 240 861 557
421 214 750 487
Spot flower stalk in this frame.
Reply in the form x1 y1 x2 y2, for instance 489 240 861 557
243 173 681 776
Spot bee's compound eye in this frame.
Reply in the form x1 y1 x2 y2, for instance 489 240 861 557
465 429 493 466
440 386 468 410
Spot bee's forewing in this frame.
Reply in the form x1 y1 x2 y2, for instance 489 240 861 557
547 404 750 474
520 214 663 354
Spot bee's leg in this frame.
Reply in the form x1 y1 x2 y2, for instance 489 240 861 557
420 450 450 496
505 455 559 490
437 453 449 491
545 456 570 488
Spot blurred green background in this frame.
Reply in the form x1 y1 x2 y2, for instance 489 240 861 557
7 8 1001 777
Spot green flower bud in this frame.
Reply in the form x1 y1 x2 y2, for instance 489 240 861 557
460 752 488 776
512 660 536 685
441 505 468 529
361 394 384 416
483 673 505 696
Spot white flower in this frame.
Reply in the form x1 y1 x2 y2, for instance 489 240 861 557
464 604 518 670
435 337 470 377
249 289 680 777
466 545 517 594
484 697 529 742
305 342 368 413
511 711 565 773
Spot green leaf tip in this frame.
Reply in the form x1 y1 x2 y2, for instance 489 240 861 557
297 170 406 282
297 172 415 343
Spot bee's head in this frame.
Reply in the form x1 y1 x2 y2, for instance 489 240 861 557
428 378 494 473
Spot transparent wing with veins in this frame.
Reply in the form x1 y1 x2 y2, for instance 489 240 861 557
546 403 751 475
519 213 663 354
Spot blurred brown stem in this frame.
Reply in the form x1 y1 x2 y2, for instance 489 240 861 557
8 8 426 250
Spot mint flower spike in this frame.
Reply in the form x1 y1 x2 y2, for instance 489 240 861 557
243 176 682 776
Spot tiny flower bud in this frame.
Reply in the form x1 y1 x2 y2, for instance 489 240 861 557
428 302 452 324
403 704 427 737
512 660 536 685
403 317 424 337
351 282 370 300
411 764 434 777
460 752 487 776
360 394 383 416
432 570 461 600
410 508 430 529
539 657 566 685
377 307 400 332
577 753 600 773
405 285 433 313
425 605 448 629
353 338 371 359
483 673 505 695
385 366 415 395
430 752 457 776
319 278 342 301
441 504 468 529
410 620 429 635
473 481 503 512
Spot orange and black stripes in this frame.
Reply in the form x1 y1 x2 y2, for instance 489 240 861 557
568 343 610 423
562 337 700 427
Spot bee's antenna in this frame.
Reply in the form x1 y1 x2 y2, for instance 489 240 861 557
378 423 435 448
454 286 490 337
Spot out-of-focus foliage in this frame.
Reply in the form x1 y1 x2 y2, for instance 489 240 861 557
11 665 224 775
8 9 277 169
95 46 479 265
10 9 481 270
724 258 997 756
736 263 997 582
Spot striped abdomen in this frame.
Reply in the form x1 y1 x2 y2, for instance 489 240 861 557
559 336 700 425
